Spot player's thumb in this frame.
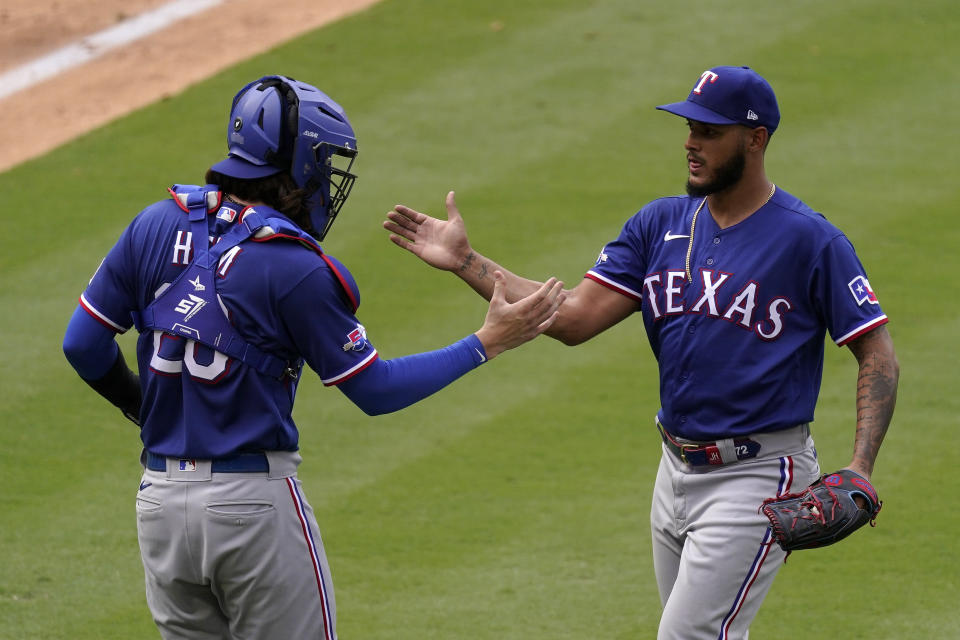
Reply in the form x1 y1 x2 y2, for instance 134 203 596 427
445 190 464 223
490 270 506 304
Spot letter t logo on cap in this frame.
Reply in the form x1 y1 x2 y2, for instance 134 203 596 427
693 70 719 94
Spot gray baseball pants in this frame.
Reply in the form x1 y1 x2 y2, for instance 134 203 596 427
651 423 820 640
135 451 337 640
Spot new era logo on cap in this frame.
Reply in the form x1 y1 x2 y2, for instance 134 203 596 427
657 66 780 133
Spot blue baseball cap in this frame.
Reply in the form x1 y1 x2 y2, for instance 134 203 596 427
656 66 780 133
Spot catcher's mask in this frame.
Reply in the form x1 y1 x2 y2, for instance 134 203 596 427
210 74 358 240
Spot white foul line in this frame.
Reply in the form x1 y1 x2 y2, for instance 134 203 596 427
0 0 224 101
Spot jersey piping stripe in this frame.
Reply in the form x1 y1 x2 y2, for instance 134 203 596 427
285 477 335 640
79 293 127 333
716 455 794 640
321 350 378 386
320 254 360 313
834 315 888 346
584 271 643 302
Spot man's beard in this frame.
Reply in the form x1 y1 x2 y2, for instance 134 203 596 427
686 147 746 197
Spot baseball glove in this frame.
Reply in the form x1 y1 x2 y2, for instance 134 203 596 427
760 469 882 552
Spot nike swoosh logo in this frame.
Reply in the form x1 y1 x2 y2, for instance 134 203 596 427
475 348 487 363
139 481 152 491
664 231 690 241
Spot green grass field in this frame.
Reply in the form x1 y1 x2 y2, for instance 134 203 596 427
2 0 958 637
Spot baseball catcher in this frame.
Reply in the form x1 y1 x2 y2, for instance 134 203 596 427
761 469 882 552
63 74 565 639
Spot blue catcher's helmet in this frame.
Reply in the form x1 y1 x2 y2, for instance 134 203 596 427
209 75 358 240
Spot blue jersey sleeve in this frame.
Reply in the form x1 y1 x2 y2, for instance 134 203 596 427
79 219 140 332
278 263 380 385
585 210 648 303
811 235 888 345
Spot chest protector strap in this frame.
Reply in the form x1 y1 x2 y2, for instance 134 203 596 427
135 186 301 379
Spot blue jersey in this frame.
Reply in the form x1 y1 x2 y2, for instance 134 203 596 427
79 194 378 458
586 188 887 440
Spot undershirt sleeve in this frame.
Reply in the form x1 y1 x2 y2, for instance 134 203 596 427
336 334 487 415
63 305 122 379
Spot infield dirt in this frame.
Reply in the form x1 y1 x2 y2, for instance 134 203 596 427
0 0 380 173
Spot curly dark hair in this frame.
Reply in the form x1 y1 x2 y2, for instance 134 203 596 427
205 169 316 234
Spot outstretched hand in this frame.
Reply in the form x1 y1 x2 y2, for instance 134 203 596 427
384 191 471 272
475 271 565 360
386 191 564 356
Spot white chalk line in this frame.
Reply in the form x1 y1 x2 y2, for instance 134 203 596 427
0 0 224 101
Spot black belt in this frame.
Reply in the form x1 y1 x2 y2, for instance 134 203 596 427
146 451 270 473
656 421 761 466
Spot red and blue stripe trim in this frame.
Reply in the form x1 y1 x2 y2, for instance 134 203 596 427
285 477 335 640
716 456 794 639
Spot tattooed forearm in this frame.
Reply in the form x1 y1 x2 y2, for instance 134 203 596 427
458 252 475 273
848 327 899 476
853 354 898 474
458 251 491 281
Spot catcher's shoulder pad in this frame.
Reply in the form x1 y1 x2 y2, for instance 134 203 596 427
167 184 222 213
243 211 361 313
319 253 360 313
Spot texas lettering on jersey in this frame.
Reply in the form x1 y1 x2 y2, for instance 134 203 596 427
585 190 888 439
642 268 792 341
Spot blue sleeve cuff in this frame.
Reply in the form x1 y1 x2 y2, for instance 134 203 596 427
463 333 488 366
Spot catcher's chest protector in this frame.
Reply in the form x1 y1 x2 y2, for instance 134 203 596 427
134 186 321 380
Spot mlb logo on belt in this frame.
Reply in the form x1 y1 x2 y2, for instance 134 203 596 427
848 275 878 306
706 446 722 465
179 459 197 472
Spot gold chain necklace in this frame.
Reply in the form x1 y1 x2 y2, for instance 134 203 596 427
684 183 775 282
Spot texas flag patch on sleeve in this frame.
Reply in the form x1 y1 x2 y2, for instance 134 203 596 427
848 275 879 306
